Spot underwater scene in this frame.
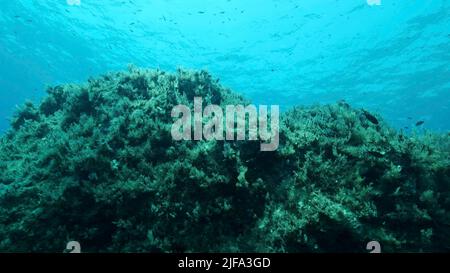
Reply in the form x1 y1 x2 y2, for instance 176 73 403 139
0 0 449 253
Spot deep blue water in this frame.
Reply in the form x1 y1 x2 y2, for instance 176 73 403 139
1 0 449 133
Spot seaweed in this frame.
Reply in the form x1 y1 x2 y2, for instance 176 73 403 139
0 67 448 253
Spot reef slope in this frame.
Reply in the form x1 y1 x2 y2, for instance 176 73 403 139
0 67 449 252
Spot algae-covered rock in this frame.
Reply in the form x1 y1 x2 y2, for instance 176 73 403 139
0 66 449 252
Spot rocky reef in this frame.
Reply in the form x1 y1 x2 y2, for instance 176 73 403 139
0 66 449 252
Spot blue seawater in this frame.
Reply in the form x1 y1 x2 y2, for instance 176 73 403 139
1 0 449 133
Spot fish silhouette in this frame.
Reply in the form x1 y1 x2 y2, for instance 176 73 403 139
416 121 425 126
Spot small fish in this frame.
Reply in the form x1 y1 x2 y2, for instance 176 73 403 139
362 110 379 125
407 117 412 120
337 100 350 108
416 121 425 126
